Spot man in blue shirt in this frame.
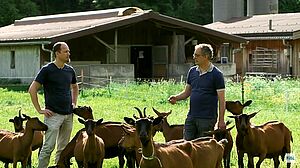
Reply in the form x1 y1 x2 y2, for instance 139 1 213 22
28 42 79 168
168 43 226 140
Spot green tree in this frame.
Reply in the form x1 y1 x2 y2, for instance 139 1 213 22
0 0 40 26
279 0 300 13
0 0 18 26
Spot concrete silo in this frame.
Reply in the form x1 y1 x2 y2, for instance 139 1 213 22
213 0 244 22
247 0 278 16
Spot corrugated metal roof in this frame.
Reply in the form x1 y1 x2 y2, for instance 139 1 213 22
204 12 300 39
0 7 245 44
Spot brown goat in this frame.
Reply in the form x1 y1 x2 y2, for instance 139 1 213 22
122 108 226 168
123 107 194 168
8 110 44 167
226 100 252 115
229 112 293 168
0 114 48 168
204 121 234 168
152 107 183 142
74 118 105 168
73 106 94 120
54 121 133 168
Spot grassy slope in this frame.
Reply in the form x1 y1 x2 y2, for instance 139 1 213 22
0 77 299 167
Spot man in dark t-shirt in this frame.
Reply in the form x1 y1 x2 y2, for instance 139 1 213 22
168 43 226 140
28 42 79 168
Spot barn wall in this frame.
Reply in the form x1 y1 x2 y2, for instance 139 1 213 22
0 45 40 83
245 40 289 75
291 39 300 77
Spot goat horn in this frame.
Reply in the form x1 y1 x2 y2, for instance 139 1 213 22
18 109 22 117
134 107 143 118
143 107 147 118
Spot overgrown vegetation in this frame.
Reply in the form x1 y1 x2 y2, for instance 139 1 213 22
0 77 299 167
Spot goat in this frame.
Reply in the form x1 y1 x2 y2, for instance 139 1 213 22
54 121 133 168
73 106 94 120
123 107 194 168
0 114 48 168
229 112 293 168
152 107 183 142
226 100 252 115
122 108 226 168
74 118 105 168
204 121 234 168
8 110 44 167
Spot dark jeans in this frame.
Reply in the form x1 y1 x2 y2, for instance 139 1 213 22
183 116 216 140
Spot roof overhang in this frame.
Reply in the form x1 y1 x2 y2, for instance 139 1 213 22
0 40 51 46
236 32 293 40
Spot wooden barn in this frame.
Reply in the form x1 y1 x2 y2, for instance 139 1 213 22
0 7 246 84
205 12 300 77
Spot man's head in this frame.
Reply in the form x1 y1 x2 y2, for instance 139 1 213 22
52 42 70 63
193 43 213 66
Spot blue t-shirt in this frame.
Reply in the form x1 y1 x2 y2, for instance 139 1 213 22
187 65 225 119
34 62 77 115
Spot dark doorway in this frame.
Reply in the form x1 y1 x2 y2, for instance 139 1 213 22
131 46 152 79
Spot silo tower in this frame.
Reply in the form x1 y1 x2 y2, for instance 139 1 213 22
247 0 278 16
213 0 244 22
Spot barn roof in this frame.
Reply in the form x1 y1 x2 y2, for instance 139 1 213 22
204 12 300 40
0 7 245 44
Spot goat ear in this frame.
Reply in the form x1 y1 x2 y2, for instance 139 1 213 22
78 118 85 124
227 125 235 131
153 116 163 126
244 100 252 107
227 115 236 119
225 120 232 126
248 112 258 119
22 114 30 120
9 119 14 123
124 117 135 126
96 118 103 126
88 106 92 112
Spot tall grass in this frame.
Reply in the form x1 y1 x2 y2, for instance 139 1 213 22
0 77 299 167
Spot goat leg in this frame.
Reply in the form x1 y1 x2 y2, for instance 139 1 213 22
247 154 255 168
273 156 280 168
255 154 266 168
237 151 244 168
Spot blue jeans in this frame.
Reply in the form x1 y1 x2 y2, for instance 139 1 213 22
37 113 73 168
183 116 216 140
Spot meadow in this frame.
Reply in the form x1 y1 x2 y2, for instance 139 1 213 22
0 76 299 167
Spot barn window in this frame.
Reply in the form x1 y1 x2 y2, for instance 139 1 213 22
10 51 15 69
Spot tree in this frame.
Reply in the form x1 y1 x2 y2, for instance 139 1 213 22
0 0 40 26
279 0 300 13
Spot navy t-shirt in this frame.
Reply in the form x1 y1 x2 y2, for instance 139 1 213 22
34 62 77 115
187 65 225 119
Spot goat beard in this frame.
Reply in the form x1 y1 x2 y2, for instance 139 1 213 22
140 137 151 146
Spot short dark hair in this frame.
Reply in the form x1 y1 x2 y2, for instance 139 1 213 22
52 42 66 57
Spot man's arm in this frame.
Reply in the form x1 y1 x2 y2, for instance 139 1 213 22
71 83 79 108
216 89 226 129
168 84 191 104
28 81 42 113
28 81 53 117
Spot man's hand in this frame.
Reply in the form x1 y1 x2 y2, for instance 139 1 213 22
168 96 177 105
39 109 54 118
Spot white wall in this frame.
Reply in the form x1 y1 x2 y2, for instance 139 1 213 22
0 45 40 83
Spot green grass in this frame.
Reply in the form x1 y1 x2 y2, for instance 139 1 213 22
0 77 299 167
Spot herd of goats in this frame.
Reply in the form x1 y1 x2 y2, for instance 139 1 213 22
0 100 293 168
